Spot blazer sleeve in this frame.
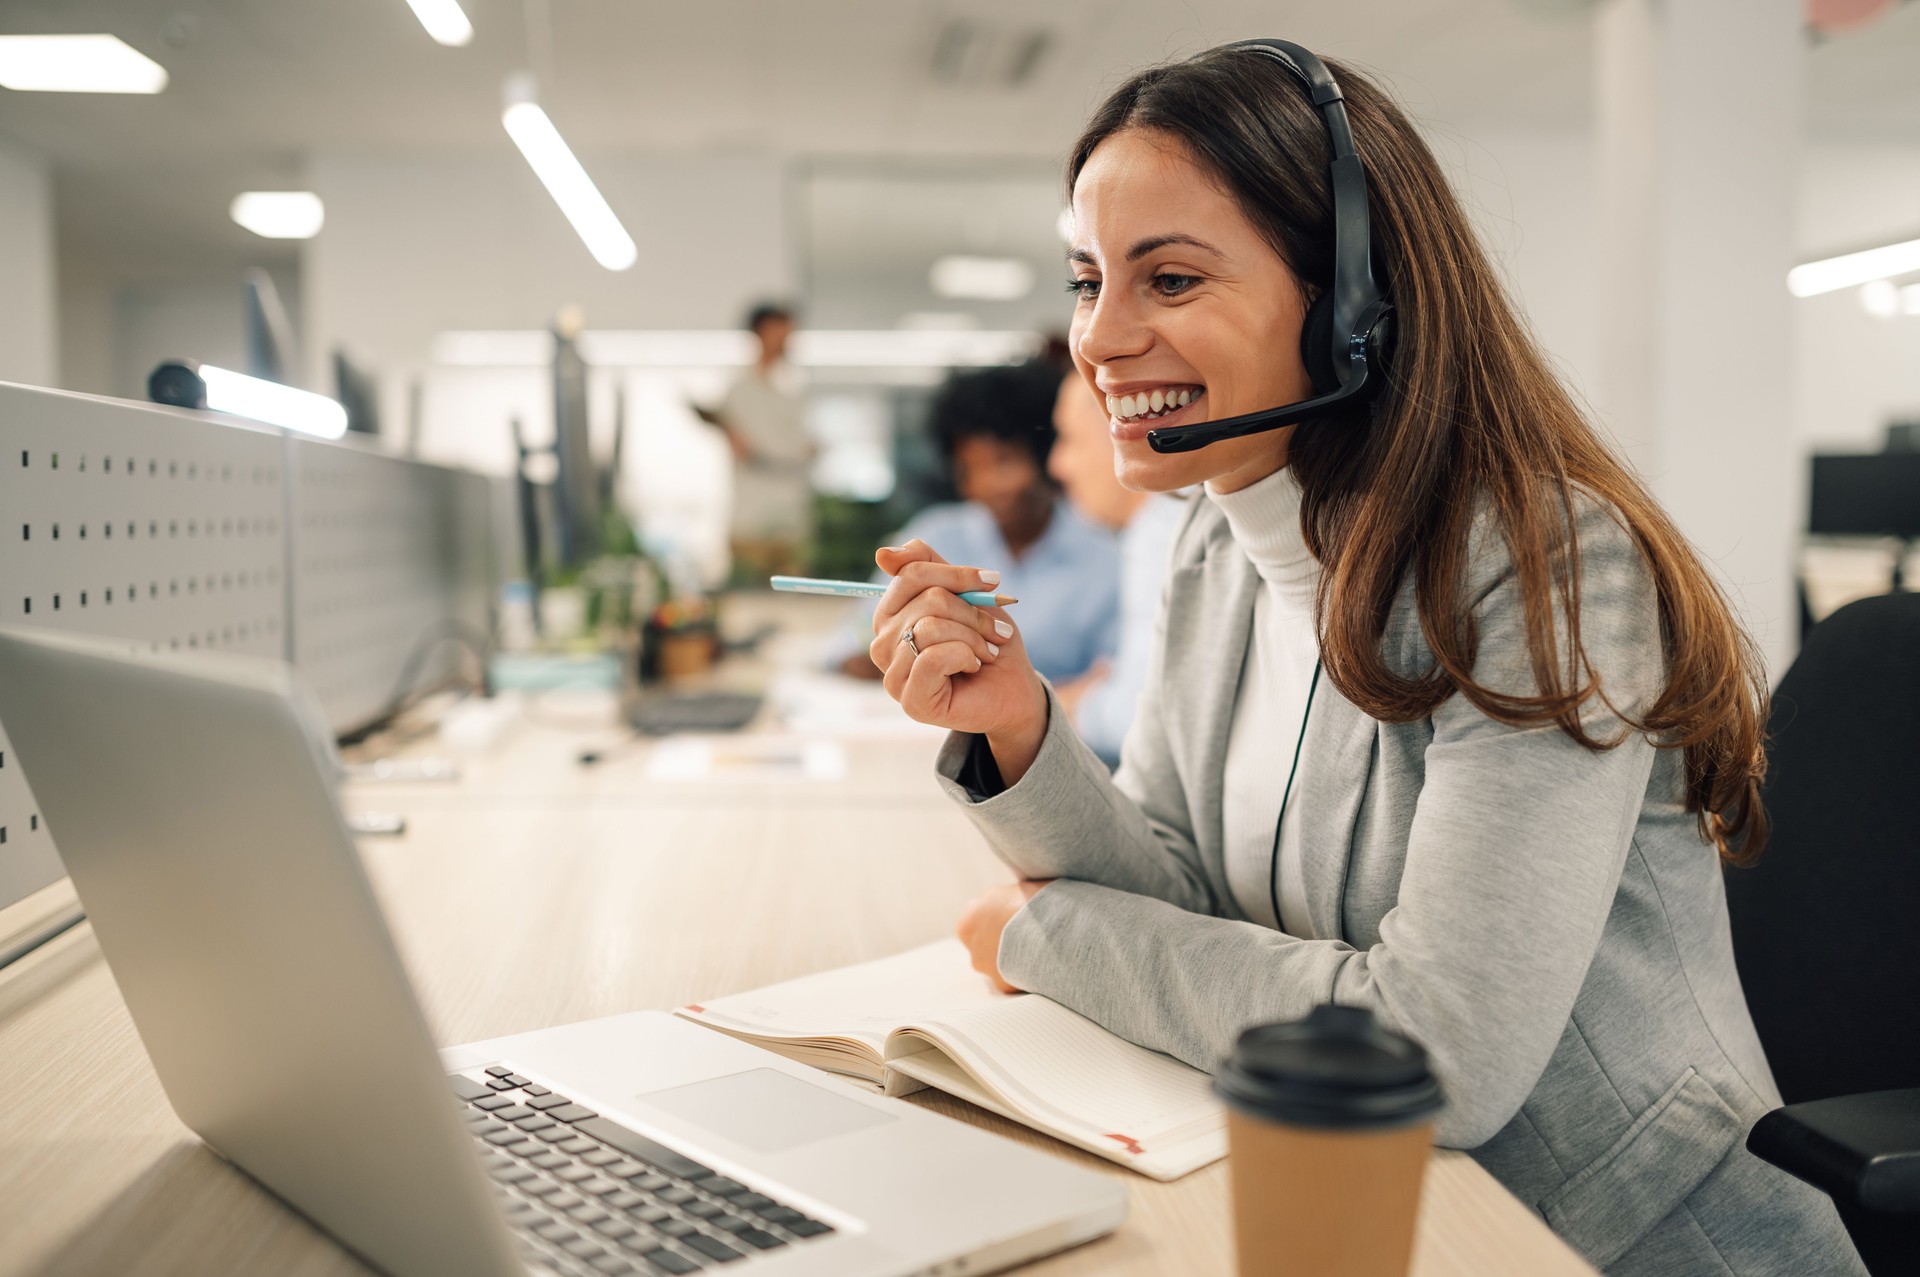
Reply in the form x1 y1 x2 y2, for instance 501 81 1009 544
932 568 1222 916
994 502 1666 1150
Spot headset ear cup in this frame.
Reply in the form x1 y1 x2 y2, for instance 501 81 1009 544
1366 308 1394 383
1299 292 1340 395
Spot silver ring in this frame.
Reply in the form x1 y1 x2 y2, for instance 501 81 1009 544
900 623 920 656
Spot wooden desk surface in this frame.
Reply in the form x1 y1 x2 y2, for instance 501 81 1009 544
0 611 1598 1277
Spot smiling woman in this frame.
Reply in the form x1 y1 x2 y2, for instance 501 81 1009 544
868 39 1869 1277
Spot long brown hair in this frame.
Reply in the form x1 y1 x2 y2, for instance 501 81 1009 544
1070 49 1769 864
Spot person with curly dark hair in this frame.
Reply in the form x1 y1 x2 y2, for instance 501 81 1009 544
826 360 1120 684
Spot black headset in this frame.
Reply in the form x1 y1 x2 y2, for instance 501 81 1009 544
1146 39 1395 456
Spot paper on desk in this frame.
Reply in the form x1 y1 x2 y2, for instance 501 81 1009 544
767 673 947 739
643 736 848 783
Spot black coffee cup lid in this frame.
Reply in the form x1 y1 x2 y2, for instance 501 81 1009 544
1214 1004 1444 1130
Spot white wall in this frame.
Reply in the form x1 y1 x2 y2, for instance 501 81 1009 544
1794 142 1920 450
1435 126 1602 413
304 150 794 442
0 136 57 389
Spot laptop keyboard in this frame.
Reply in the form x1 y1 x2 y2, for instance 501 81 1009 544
451 1066 836 1275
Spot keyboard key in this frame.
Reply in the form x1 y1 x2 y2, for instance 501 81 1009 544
493 1165 539 1184
583 1149 623 1166
474 1093 517 1111
734 1229 786 1251
732 1194 774 1213
709 1215 754 1235
525 1085 552 1097
555 1165 595 1183
549 1103 600 1123
636 1249 701 1275
493 1105 535 1122
536 1127 577 1143
531 1152 571 1169
450 1074 493 1101
507 1140 548 1157
523 1180 568 1199
528 1093 575 1111
682 1233 744 1263
516 1115 558 1132
702 1178 747 1198
488 1078 520 1091
604 1190 646 1210
786 1219 833 1238
485 1128 528 1146
658 1187 696 1205
629 1173 671 1191
506 1074 533 1087
573 1119 715 1181
756 1206 802 1226
534 1221 576 1243
487 1065 516 1078
657 1220 696 1238
628 1206 671 1225
685 1201 725 1218
562 1235 604 1258
593 1218 637 1240
547 1193 585 1212
589 1255 636 1275
578 1177 622 1197
470 1116 508 1133
505 1205 547 1228
559 1137 601 1155
568 1204 610 1224
606 1160 647 1178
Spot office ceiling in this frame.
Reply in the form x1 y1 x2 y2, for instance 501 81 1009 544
3 0 1918 281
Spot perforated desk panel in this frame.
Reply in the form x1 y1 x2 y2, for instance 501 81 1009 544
0 384 293 912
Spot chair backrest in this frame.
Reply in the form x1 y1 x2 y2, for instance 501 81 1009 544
1726 592 1920 1105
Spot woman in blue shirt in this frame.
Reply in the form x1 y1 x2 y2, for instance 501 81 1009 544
829 362 1120 684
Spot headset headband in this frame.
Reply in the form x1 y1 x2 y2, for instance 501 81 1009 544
1144 39 1394 455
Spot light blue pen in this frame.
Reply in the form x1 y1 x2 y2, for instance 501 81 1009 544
771 575 1018 608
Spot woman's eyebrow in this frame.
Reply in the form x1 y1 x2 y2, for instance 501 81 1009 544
1067 247 1095 266
1126 233 1222 262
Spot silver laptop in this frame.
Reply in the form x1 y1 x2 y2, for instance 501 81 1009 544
0 627 1124 1277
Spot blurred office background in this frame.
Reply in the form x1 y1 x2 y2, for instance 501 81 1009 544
2 0 1918 675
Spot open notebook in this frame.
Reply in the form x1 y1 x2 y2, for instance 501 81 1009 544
674 940 1225 1181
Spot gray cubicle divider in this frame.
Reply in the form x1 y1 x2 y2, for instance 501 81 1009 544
286 437 495 735
0 381 496 918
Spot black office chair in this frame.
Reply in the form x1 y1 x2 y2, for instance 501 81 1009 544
1726 592 1920 1277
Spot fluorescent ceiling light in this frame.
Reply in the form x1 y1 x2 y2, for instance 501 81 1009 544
1787 236 1920 297
502 78 636 272
930 255 1034 301
201 365 348 439
1860 280 1899 319
230 191 325 240
0 34 167 93
404 0 473 46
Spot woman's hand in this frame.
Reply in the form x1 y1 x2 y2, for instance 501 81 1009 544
956 880 1051 993
869 540 1049 782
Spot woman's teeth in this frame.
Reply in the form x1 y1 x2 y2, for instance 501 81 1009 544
1106 387 1200 422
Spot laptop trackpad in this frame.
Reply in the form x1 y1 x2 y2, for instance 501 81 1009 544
638 1067 898 1154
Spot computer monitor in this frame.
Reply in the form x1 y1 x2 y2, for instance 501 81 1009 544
332 350 381 436
1808 453 1920 541
243 269 299 385
550 326 601 567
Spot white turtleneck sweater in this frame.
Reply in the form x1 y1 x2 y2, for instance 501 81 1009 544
1206 465 1323 938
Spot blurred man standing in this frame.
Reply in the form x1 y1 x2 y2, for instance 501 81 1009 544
1048 370 1187 766
719 302 816 580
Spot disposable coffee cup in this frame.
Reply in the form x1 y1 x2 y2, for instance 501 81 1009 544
1214 1004 1445 1277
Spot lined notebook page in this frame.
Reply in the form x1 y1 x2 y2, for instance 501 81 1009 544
891 993 1225 1177
678 940 1012 1054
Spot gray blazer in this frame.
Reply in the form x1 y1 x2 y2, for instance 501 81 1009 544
934 493 1863 1277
